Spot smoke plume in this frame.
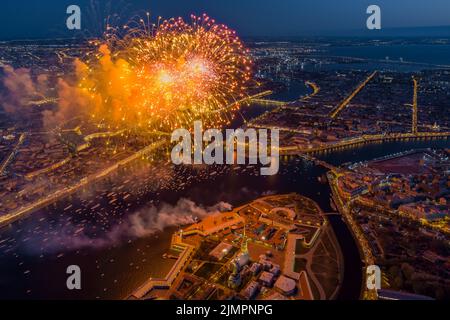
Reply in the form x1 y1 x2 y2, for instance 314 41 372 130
26 198 232 253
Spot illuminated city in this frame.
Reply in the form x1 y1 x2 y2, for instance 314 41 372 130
0 0 449 304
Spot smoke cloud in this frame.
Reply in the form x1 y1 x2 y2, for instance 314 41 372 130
0 65 45 114
126 198 232 238
27 198 232 253
41 78 89 129
0 63 89 129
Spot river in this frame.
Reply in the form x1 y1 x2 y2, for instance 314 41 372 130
0 52 449 299
0 136 448 300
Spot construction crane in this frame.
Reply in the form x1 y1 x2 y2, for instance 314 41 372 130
412 77 419 135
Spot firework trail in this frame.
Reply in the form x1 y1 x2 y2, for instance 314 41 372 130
75 13 253 133
83 0 132 38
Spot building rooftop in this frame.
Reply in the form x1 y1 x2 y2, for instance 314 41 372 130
274 275 296 295
209 242 233 261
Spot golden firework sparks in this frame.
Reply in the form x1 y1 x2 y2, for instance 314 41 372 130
76 13 253 133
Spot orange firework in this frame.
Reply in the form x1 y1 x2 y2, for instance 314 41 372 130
76 13 253 132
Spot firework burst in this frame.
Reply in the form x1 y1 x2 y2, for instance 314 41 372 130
76 13 253 133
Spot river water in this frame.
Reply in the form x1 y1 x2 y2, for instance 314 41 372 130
1 134 447 300
0 56 449 300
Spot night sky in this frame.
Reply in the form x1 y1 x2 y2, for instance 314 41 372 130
0 0 449 40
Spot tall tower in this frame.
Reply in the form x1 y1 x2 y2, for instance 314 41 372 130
412 77 419 135
241 226 249 254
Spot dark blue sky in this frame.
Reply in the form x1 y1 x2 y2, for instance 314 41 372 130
1 0 450 39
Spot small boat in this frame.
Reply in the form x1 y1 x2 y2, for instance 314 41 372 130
162 253 178 260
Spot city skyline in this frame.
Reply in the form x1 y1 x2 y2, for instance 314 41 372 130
0 0 450 40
